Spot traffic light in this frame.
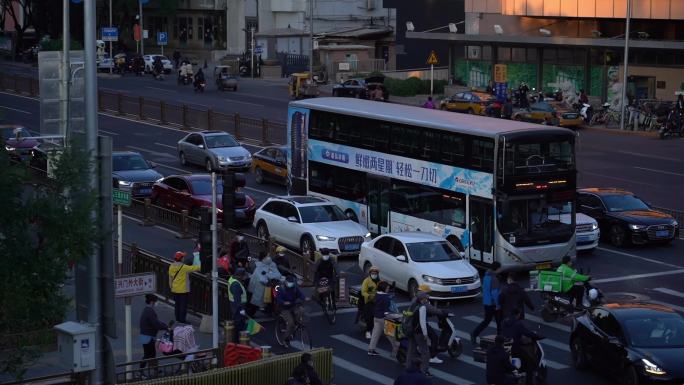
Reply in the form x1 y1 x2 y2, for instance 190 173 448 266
222 172 246 229
199 206 212 273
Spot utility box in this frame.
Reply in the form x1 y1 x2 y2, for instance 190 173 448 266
54 321 96 373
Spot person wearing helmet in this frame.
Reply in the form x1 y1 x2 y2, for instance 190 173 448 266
168 251 201 323
277 275 306 347
556 256 590 309
361 266 381 339
273 245 291 275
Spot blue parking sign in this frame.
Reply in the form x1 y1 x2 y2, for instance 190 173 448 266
102 27 118 42
157 32 168 46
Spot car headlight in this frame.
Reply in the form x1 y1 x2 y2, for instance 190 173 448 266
591 222 598 231
246 153 252 159
422 275 444 285
629 224 647 230
473 273 480 281
642 358 666 375
316 235 336 241
217 156 227 162
5 144 16 151
364 232 371 238
118 180 133 187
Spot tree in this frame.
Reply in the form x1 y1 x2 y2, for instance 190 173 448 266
0 141 99 380
0 0 34 58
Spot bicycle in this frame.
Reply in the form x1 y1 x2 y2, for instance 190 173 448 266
275 304 312 350
316 277 337 325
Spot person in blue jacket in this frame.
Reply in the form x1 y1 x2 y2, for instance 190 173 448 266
470 261 503 344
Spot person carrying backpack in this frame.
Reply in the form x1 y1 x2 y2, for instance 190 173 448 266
404 290 433 377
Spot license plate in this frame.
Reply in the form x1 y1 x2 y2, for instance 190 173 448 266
138 188 151 195
656 230 669 237
577 235 590 242
451 286 467 293
536 263 552 270
344 243 359 251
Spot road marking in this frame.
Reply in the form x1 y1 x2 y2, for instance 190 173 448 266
593 269 684 284
333 357 395 385
122 214 181 237
0 105 31 114
100 88 130 93
331 334 475 385
652 287 684 299
146 86 177 93
126 145 177 159
154 142 177 149
223 99 264 108
581 171 653 187
612 150 684 163
100 129 119 136
460 316 571 352
596 247 684 269
634 166 684 177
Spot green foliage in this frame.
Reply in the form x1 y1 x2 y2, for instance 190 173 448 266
39 37 83 51
384 76 448 96
0 141 98 379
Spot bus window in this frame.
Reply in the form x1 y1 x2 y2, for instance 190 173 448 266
440 132 466 166
390 180 465 228
471 139 494 170
309 161 366 203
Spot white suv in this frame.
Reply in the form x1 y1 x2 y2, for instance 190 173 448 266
253 196 371 260
574 213 600 252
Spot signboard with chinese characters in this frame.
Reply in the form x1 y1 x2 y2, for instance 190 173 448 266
113 189 131 206
308 139 493 198
494 64 508 83
115 273 156 298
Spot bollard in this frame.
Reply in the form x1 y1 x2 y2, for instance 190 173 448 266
224 321 235 344
337 271 347 304
260 346 271 359
139 96 145 120
160 100 167 125
207 108 214 131
177 210 193 239
234 113 241 139
117 93 124 115
261 118 270 146
239 330 250 346
182 104 189 130
142 198 155 226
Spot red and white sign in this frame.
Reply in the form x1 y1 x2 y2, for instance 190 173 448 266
115 273 156 298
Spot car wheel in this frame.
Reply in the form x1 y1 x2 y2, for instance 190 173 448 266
301 235 315 261
256 221 270 241
205 158 213 172
570 336 589 370
332 90 338 97
408 279 419 301
622 365 640 385
514 115 522 121
467 108 474 115
609 225 627 247
179 152 187 166
254 167 264 184
363 262 372 277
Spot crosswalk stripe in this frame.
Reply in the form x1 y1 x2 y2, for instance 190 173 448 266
331 334 475 385
461 316 571 352
653 287 684 299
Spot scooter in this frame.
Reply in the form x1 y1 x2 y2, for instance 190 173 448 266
472 335 537 385
659 110 684 139
394 312 463 364
540 281 602 323
194 79 206 93
579 103 593 123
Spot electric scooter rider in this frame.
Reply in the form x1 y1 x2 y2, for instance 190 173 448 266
152 57 164 79
193 68 206 91
502 308 541 385
556 256 590 309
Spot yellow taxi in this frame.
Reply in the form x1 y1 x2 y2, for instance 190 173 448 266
511 101 584 128
252 145 288 185
439 91 495 115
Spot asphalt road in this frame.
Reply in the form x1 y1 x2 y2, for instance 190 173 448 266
3 90 684 385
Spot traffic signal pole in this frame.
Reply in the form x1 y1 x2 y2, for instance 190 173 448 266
211 172 219 350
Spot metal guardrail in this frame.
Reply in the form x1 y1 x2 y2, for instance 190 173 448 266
129 348 333 385
0 72 287 146
115 347 220 384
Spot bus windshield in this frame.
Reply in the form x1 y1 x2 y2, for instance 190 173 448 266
497 197 574 246
502 137 574 176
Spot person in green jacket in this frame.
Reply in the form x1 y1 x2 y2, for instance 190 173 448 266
556 256 590 308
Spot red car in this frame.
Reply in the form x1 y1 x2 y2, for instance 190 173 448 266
151 174 256 225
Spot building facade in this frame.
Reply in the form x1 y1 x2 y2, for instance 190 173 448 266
407 0 684 103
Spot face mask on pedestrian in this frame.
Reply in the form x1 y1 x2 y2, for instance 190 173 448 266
322 254 330 261
286 282 295 288
237 236 244 242
263 257 272 264
370 273 378 280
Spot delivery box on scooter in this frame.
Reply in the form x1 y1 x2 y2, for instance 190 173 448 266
535 270 562 293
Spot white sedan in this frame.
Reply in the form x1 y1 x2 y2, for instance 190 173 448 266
358 232 481 300
143 55 173 73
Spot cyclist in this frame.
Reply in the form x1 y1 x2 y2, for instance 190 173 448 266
277 275 306 347
313 248 338 308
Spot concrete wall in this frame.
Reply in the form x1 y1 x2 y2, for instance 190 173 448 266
621 65 684 101
467 0 684 19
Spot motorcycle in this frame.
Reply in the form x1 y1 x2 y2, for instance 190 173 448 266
194 79 206 93
540 281 602 323
393 312 463 364
472 334 538 385
178 72 193 85
659 110 684 139
579 103 593 123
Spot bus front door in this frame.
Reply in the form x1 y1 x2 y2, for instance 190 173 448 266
468 199 494 265
367 177 390 235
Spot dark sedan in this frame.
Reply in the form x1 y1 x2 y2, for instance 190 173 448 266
112 151 163 197
1 125 39 161
332 76 389 101
570 303 684 385
151 174 256 225
577 188 679 247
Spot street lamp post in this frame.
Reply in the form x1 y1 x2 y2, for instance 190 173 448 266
139 0 144 56
109 0 113 74
309 0 313 81
620 0 632 130
62 0 70 140
251 27 255 78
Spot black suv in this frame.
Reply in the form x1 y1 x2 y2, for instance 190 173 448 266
577 188 679 247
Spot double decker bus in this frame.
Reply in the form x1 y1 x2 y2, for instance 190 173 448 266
287 98 576 270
